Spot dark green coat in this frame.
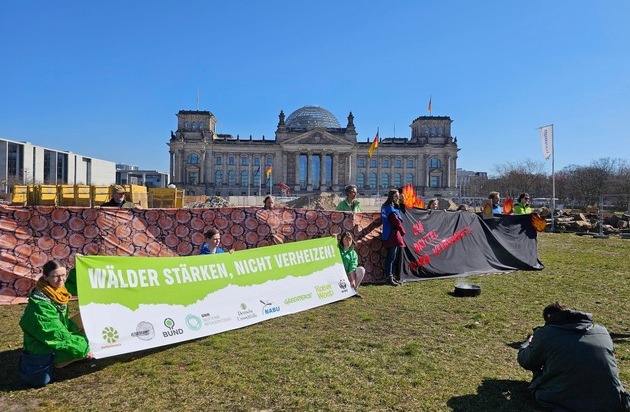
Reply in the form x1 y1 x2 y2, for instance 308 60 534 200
518 310 630 411
19 289 90 364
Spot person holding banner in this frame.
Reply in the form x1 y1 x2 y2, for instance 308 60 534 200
338 231 365 298
489 191 502 214
381 190 405 286
200 228 226 255
263 195 275 210
514 193 532 215
19 260 93 387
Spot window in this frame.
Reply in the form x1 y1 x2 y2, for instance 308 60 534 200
199 122 204 130
187 153 200 164
228 156 235 165
228 170 236 185
381 173 389 189
253 169 261 187
266 157 273 166
394 173 402 187
430 158 441 168
383 159 389 168
241 171 249 186
188 171 198 185
370 159 377 168
215 156 222 165
215 170 223 185
254 157 260 166
185 121 190 130
358 158 365 168
407 159 414 168
311 155 321 189
369 172 377 188
357 172 365 188
406 173 414 185
395 159 402 168
430 175 441 187
192 122 197 131
241 156 248 166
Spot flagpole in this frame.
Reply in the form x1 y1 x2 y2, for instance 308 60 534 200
551 124 556 232
376 127 380 198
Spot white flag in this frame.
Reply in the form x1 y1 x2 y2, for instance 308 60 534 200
539 125 553 160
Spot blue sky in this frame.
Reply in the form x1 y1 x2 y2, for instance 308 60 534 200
1 1 628 177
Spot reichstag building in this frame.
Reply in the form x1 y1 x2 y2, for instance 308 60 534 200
168 105 459 197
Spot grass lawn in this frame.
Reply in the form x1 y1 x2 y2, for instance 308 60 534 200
0 233 628 411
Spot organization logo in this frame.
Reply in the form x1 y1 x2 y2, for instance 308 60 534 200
201 312 232 326
185 314 203 331
162 317 184 338
315 283 334 299
131 321 155 341
284 292 313 305
338 278 349 292
102 326 120 344
237 303 257 321
260 299 280 316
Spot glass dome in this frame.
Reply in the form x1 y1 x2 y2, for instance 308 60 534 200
285 105 342 129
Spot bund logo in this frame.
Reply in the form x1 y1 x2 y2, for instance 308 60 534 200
163 317 184 338
102 326 120 344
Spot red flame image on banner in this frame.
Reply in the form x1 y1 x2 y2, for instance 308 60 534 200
503 196 514 215
401 183 425 209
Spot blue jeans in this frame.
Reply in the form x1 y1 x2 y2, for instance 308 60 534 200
19 351 54 387
384 246 399 278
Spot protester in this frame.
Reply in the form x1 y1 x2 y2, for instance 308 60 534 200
381 189 405 286
200 228 226 254
488 191 501 214
518 302 630 412
336 184 361 212
427 199 439 210
19 260 93 387
338 231 365 298
513 193 532 215
101 185 135 208
263 195 275 210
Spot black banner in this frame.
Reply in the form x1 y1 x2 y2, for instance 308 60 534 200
398 208 544 281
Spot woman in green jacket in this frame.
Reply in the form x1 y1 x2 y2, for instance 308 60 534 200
513 193 532 214
338 232 365 298
19 260 93 387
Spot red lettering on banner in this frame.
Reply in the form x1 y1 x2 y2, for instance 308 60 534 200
412 221 425 236
412 230 439 254
409 254 431 270
432 226 473 256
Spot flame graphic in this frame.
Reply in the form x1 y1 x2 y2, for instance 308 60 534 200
503 196 514 215
531 213 547 232
401 183 424 209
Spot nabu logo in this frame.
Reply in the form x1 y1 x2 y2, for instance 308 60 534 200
260 299 280 316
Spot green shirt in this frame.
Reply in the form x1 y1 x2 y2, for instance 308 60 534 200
336 198 361 212
514 203 532 214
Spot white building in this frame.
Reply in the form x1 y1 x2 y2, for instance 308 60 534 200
0 137 116 192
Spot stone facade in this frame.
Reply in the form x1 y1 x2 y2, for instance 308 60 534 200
168 106 460 197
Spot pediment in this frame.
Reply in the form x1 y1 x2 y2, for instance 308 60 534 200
281 130 353 146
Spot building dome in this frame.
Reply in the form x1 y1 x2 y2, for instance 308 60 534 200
285 105 342 129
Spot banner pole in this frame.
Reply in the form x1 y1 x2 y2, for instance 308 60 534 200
551 124 556 232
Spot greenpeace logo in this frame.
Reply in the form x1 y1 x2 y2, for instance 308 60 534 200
284 293 313 305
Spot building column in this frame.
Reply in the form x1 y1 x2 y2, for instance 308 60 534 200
307 152 313 190
319 152 326 190
179 149 186 184
332 152 339 187
294 152 300 187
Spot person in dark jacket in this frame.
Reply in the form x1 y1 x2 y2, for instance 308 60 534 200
101 185 134 208
518 302 630 412
381 189 405 286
